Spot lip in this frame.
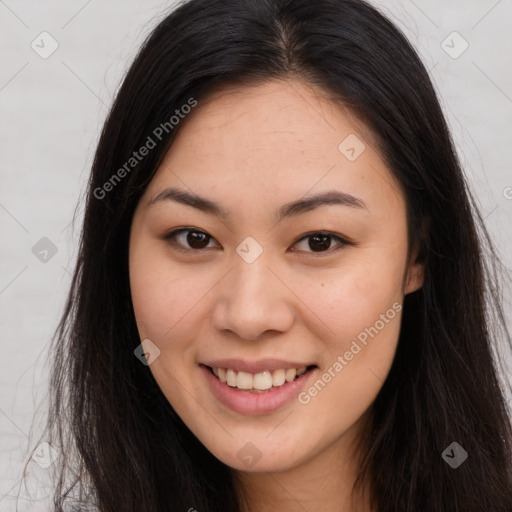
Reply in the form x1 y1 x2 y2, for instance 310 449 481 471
200 363 317 415
201 358 314 374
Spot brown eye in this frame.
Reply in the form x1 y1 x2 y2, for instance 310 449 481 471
307 234 332 252
186 231 210 249
292 232 349 255
163 229 219 252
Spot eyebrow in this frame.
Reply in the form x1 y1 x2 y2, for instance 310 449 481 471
147 186 367 222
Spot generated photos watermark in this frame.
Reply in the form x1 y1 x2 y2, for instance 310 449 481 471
93 97 198 200
298 301 402 405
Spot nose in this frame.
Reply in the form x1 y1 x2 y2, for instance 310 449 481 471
211 252 295 341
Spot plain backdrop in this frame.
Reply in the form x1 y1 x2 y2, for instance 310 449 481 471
1 0 511 508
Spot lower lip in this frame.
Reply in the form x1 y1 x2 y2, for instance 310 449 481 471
200 364 316 415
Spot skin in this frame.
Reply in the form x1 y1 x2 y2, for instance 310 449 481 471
128 78 424 512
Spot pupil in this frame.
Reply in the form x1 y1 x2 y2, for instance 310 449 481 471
188 231 209 249
309 234 331 252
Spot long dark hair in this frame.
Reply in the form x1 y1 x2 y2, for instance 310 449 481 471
21 0 512 510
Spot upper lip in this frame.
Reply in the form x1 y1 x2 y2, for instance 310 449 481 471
201 358 315 374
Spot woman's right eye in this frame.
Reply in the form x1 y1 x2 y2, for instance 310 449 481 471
163 228 220 252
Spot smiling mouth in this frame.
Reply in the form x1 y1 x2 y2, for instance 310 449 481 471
204 364 317 393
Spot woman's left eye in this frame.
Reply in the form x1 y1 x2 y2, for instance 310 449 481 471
163 229 350 255
292 232 349 255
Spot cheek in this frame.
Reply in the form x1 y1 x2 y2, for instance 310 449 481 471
295 271 403 430
129 244 208 342
295 253 405 347
129 248 205 407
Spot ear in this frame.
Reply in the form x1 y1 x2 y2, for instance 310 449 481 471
404 215 429 295
405 260 425 294
404 243 425 294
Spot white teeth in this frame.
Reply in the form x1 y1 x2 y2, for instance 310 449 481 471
253 371 273 390
285 368 297 382
226 368 237 387
210 365 310 391
272 369 286 387
236 371 253 390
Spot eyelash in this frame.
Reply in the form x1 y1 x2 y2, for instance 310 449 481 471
162 228 352 256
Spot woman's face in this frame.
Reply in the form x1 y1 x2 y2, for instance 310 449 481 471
128 79 424 473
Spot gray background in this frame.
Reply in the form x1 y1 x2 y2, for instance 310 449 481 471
1 0 511 508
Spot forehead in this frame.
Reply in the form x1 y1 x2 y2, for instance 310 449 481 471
141 79 404 218
171 79 369 158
